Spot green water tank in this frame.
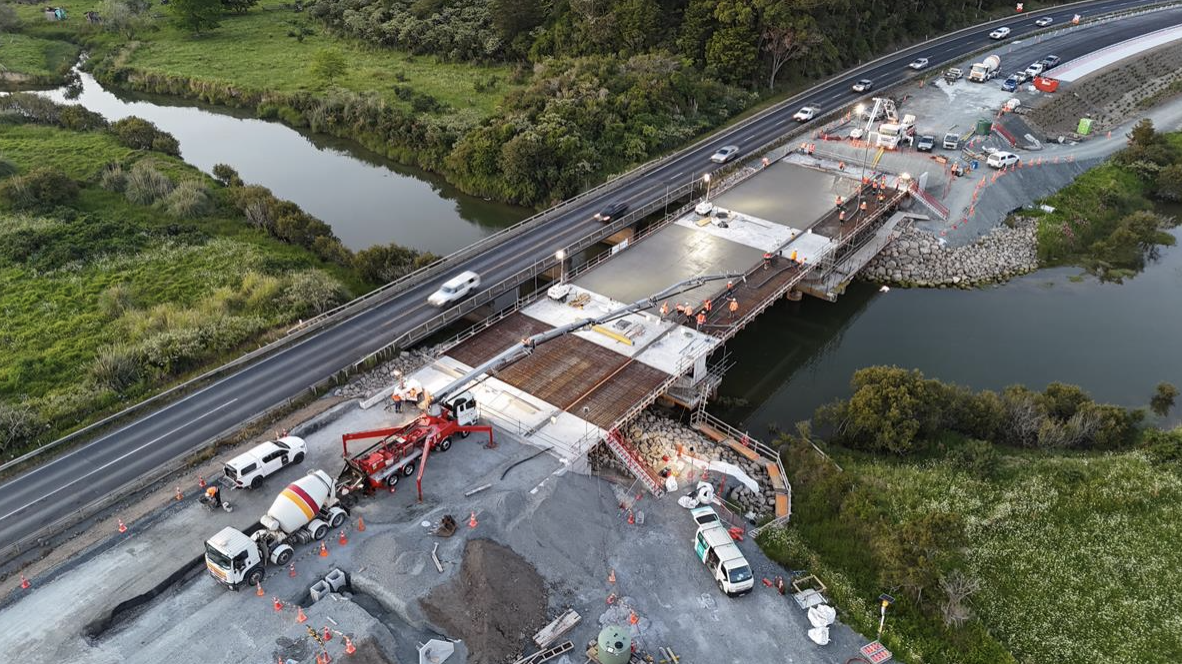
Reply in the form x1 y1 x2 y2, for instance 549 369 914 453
975 118 992 136
597 626 632 664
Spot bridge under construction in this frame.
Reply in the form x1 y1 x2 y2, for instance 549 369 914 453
376 159 921 525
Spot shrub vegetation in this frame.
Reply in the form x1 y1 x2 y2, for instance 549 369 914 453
761 367 1182 664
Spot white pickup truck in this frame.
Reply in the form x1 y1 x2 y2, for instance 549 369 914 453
223 436 307 489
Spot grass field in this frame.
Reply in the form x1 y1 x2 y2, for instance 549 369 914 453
0 32 79 81
0 120 359 452
762 443 1182 664
9 0 516 122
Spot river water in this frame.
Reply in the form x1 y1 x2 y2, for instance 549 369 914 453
25 74 1182 431
717 226 1182 434
35 72 528 253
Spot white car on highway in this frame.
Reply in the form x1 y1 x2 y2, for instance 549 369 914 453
1035 16 1054 27
908 57 929 70
1024 62 1046 78
710 145 740 163
793 106 821 122
989 27 1011 40
224 437 307 489
427 270 481 307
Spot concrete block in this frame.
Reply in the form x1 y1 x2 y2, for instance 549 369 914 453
325 568 348 592
309 580 332 603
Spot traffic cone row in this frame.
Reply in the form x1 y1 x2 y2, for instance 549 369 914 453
338 530 348 546
296 605 308 624
356 517 365 532
323 626 333 641
20 575 30 590
175 486 184 501
319 542 329 558
256 580 265 596
289 563 297 578
344 636 356 655
468 512 478 529
117 519 128 534
607 569 615 585
273 597 284 612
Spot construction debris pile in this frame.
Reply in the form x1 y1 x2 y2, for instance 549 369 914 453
862 218 1038 287
420 539 548 664
592 411 775 518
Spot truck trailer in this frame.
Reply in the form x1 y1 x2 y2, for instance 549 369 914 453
205 469 348 589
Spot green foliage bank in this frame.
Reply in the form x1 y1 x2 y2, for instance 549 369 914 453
758 366 1182 664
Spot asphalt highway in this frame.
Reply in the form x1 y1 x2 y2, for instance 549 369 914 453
0 0 1175 548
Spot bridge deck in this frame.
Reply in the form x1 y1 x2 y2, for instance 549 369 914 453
448 312 670 429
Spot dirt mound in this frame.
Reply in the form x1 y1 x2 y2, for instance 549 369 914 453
420 539 547 664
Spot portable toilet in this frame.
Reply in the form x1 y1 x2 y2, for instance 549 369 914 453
597 626 632 664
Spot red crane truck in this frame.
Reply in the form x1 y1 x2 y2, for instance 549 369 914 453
335 392 492 504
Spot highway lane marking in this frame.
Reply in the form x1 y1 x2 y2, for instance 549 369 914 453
0 399 239 523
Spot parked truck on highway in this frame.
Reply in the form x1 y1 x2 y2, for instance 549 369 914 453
205 469 349 589
969 55 1001 82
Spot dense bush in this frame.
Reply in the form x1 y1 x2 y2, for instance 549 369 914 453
0 93 108 130
817 367 1144 454
99 163 128 192
228 183 353 266
352 242 438 284
0 402 44 458
109 117 182 156
0 166 80 211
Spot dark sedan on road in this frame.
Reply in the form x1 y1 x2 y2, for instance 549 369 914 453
593 201 629 222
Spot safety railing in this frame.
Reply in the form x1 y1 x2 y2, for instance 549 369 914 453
690 406 792 534
604 429 665 498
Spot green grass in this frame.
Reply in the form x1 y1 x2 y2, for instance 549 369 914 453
762 444 1182 664
1034 162 1151 265
0 121 361 451
0 32 79 80
103 2 514 121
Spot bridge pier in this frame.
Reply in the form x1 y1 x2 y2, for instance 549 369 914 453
785 290 803 302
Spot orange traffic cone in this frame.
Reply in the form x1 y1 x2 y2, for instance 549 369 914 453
338 530 348 546
608 569 615 585
118 519 128 534
20 575 30 590
256 581 265 597
198 476 206 488
175 486 184 501
289 563 297 578
273 597 283 612
323 626 333 641
606 592 616 605
356 517 365 532
319 542 328 558
629 611 639 625
468 512 478 528
627 511 635 525
296 605 307 624
344 636 357 655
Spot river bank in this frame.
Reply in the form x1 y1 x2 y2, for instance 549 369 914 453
862 219 1039 287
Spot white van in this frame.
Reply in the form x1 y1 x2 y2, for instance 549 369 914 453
427 271 481 307
694 524 754 596
223 436 307 489
987 151 1020 169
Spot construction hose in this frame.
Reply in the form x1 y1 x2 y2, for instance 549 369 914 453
500 447 552 481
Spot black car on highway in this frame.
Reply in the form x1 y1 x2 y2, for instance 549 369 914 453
593 201 629 222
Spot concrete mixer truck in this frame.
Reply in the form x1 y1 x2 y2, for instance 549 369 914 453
969 55 1001 83
204 469 348 589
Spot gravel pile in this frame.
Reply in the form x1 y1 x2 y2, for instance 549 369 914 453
590 411 775 518
861 218 1038 287
420 539 548 664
